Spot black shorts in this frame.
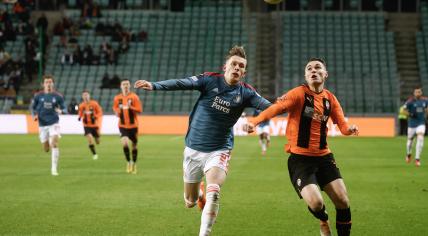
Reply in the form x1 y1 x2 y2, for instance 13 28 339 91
119 127 138 143
84 127 100 138
288 153 342 198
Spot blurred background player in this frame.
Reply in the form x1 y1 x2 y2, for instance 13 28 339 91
404 87 428 167
113 79 142 174
233 112 248 136
31 75 65 176
244 58 358 236
78 90 103 160
253 109 271 155
134 45 271 236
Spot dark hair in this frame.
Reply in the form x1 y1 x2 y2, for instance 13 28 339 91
307 57 327 67
43 74 55 82
225 45 246 61
82 90 90 94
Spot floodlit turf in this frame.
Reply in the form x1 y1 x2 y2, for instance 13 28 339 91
0 134 427 235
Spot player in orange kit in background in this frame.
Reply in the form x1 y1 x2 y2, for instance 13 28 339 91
244 58 358 236
78 90 103 160
113 79 142 174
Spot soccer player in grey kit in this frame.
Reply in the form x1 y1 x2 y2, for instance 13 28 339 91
134 46 271 236
31 75 66 176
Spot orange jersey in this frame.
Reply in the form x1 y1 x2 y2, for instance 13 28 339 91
251 85 351 156
112 92 142 129
78 100 103 127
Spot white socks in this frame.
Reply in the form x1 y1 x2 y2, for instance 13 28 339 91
416 135 424 160
261 143 267 152
199 184 220 236
51 148 59 173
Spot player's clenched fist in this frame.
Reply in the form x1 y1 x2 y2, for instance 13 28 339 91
134 80 153 90
242 123 255 133
348 124 359 136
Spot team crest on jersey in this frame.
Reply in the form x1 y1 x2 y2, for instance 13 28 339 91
41 98 44 102
233 94 241 103
325 100 330 110
297 178 302 187
52 98 56 103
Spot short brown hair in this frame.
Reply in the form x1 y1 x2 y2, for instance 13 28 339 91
121 78 130 84
307 57 327 67
225 45 246 61
43 74 55 83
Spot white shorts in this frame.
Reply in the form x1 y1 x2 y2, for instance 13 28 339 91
256 125 270 135
183 147 231 183
39 123 61 143
408 125 426 138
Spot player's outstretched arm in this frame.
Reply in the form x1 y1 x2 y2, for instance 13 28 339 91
135 75 203 91
243 104 285 133
134 80 153 90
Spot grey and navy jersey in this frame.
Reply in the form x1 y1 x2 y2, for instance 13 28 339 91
152 72 272 152
405 97 428 128
31 91 65 127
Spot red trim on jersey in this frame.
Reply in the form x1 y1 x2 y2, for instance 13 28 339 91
240 81 256 91
203 72 223 77
52 91 64 97
34 90 43 96
34 90 63 97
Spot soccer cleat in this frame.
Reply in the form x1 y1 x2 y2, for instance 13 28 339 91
131 163 137 174
93 154 98 160
406 154 412 163
126 163 132 173
51 169 59 176
197 181 206 211
319 220 332 236
415 159 421 167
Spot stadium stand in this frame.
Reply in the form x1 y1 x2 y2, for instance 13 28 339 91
417 3 428 90
4 0 408 115
281 12 399 113
45 0 246 113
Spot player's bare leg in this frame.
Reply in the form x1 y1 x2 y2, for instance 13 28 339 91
131 140 138 174
415 133 424 167
406 136 414 163
259 134 267 155
183 182 200 208
87 134 98 160
50 135 60 176
121 137 132 173
42 141 50 152
324 179 351 236
199 167 226 236
301 184 331 236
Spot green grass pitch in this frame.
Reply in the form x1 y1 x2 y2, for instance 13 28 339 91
1 134 427 235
